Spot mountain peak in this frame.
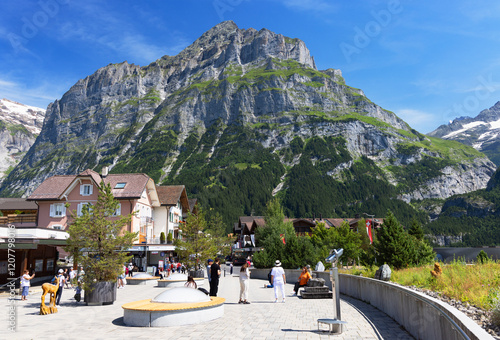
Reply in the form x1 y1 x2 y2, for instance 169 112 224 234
210 20 239 32
173 22 316 69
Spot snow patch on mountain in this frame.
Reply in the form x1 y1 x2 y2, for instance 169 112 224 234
0 98 45 134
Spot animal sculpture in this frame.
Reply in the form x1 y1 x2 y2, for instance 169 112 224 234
430 262 443 278
40 277 59 315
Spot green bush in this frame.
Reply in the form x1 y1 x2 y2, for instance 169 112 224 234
477 250 490 264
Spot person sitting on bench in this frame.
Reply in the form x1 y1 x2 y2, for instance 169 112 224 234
293 266 312 295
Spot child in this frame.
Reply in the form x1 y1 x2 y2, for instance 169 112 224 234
74 284 82 302
21 270 35 301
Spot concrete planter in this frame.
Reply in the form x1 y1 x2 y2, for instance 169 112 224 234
189 270 204 278
84 281 117 306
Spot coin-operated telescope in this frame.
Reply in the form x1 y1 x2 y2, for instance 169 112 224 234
325 248 343 264
318 248 346 334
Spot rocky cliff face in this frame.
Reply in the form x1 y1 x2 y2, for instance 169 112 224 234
428 101 500 166
0 21 495 223
0 99 45 184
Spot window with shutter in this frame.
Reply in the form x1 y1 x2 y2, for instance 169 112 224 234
113 203 121 216
50 203 66 217
81 184 92 196
77 202 90 216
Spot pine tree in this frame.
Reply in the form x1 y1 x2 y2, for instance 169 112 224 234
376 210 434 269
375 210 416 269
207 210 235 259
253 198 296 268
174 206 217 271
408 218 425 240
66 182 137 291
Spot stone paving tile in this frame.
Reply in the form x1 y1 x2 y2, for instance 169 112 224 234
0 269 414 339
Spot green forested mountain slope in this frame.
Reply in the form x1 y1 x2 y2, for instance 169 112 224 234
426 166 500 246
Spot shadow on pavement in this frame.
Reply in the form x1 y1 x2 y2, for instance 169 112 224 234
112 317 126 327
341 295 413 340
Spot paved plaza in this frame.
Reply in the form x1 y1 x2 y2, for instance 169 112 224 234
1 270 413 340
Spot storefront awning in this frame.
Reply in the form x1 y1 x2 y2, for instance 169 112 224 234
147 245 175 251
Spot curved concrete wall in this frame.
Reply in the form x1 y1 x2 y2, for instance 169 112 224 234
339 274 493 340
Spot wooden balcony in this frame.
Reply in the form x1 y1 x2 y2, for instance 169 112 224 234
0 214 37 226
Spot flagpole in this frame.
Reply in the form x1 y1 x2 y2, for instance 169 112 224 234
363 213 375 244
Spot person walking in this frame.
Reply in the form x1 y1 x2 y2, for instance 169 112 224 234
69 268 76 288
209 258 221 296
21 269 35 301
230 262 233 275
293 266 312 295
63 268 70 289
271 260 286 303
238 263 251 304
54 269 66 306
128 263 134 277
118 265 126 289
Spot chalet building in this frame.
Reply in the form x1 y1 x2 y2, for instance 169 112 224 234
150 185 190 265
10 168 196 272
0 198 65 284
27 169 160 237
25 169 161 271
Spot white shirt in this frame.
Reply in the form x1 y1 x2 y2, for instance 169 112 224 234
271 266 285 284
21 274 30 287
58 274 65 287
239 268 250 281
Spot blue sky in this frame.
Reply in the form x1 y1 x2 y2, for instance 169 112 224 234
1 0 500 133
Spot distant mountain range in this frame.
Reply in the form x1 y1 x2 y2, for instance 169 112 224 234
0 99 45 183
428 101 500 166
0 21 495 231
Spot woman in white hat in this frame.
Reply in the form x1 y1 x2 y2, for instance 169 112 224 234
270 260 286 303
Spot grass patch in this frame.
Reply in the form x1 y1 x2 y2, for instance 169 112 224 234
343 261 500 309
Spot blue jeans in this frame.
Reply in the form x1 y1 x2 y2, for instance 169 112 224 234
56 286 63 305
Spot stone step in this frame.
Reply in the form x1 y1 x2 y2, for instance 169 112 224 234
301 292 333 299
303 287 330 293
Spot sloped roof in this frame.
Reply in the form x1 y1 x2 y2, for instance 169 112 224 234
324 218 351 228
27 175 75 200
156 185 189 211
0 198 38 210
188 198 198 213
104 174 150 198
78 169 102 185
239 216 265 234
156 185 184 205
28 169 152 201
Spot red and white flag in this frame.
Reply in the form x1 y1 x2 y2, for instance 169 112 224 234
366 220 373 244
